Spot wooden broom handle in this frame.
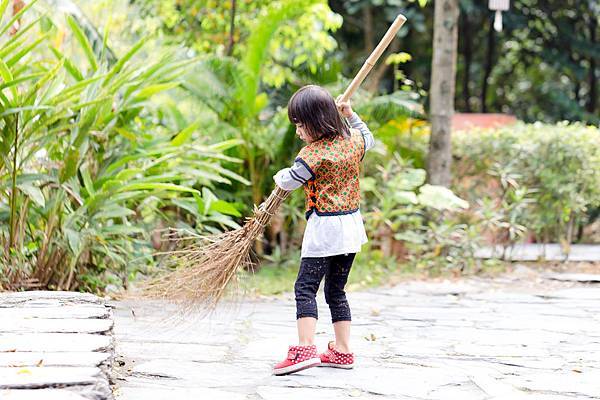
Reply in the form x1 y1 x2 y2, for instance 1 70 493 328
339 14 407 103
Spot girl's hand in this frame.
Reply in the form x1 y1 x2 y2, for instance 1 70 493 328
335 96 353 118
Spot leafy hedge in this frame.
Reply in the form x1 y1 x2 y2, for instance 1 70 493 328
453 122 600 244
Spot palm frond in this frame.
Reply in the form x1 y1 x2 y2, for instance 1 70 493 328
355 91 425 126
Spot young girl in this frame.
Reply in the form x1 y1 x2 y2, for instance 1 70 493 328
272 85 374 376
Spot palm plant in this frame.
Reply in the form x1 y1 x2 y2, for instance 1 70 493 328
0 1 244 291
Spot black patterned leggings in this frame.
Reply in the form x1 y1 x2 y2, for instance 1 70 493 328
294 253 355 323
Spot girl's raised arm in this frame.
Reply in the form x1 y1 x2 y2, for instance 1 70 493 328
347 113 375 152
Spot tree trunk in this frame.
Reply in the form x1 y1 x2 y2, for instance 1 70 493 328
481 17 495 113
427 0 459 188
226 0 237 56
460 12 472 112
363 4 374 53
587 16 597 114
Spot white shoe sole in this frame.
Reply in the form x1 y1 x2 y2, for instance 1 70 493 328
273 357 321 376
318 362 354 369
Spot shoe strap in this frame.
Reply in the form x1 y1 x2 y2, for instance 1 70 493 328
325 349 336 362
287 349 298 360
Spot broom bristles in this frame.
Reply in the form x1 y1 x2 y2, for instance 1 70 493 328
140 187 290 311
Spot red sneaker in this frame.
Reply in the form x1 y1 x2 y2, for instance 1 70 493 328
318 341 354 369
273 345 321 376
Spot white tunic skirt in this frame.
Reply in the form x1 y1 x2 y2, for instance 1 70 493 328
300 210 368 258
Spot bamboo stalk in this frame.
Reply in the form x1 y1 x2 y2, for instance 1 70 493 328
339 14 407 103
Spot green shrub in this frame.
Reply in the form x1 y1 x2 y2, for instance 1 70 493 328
361 153 478 273
454 122 600 244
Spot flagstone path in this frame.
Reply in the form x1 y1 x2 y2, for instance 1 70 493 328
111 265 600 400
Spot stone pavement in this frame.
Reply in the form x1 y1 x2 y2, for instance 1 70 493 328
0 291 114 400
475 244 600 262
112 267 600 400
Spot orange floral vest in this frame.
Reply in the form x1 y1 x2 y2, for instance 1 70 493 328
295 129 365 218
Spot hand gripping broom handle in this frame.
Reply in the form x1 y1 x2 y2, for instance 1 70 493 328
339 14 407 103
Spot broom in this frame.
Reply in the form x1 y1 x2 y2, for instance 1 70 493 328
142 14 408 310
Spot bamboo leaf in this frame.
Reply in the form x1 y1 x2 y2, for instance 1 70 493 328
115 168 143 181
17 183 45 207
0 105 52 117
49 47 84 81
0 0 9 25
135 82 180 100
6 34 48 67
1 16 41 55
171 120 201 146
0 73 44 92
209 200 241 217
81 168 95 196
209 139 244 152
103 36 149 85
59 148 80 183
115 127 137 142
171 198 200 217
69 96 111 112
65 228 82 254
66 15 98 72
193 192 205 214
0 58 16 100
49 75 105 105
116 182 200 194
99 225 144 235
93 206 136 220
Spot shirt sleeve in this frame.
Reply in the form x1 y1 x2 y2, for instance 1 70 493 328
347 112 375 152
273 159 315 191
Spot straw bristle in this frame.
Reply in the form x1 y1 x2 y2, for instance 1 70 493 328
140 187 290 311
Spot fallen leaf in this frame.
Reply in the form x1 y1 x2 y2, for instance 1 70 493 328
17 368 31 375
370 308 381 316
363 333 377 341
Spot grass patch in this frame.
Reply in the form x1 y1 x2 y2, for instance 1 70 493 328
241 248 427 296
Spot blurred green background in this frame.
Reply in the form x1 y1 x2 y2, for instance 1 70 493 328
1 0 598 294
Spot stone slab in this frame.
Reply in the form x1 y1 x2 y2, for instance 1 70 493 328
0 318 113 334
0 306 111 320
113 387 246 400
0 334 112 353
0 366 103 388
544 273 600 283
115 341 227 362
0 291 102 307
475 244 600 261
0 389 91 400
0 352 110 368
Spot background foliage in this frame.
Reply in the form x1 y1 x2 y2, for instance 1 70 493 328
1 0 598 293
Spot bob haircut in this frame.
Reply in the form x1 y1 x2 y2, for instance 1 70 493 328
287 85 351 141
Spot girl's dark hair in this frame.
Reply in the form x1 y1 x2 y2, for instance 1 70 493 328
287 85 350 141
